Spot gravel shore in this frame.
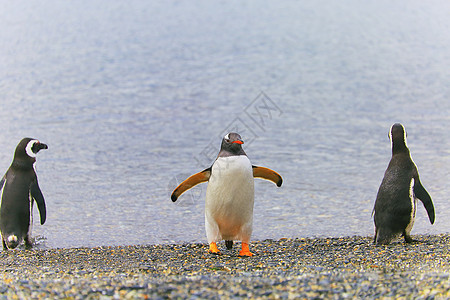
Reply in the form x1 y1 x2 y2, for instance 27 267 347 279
0 234 448 299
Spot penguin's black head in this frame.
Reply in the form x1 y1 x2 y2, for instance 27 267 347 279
219 132 246 156
389 123 408 154
30 140 48 154
14 138 48 163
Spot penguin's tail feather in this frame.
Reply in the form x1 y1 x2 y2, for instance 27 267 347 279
225 240 233 250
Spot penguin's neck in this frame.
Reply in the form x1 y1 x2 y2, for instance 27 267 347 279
392 143 409 156
11 160 35 171
218 148 246 158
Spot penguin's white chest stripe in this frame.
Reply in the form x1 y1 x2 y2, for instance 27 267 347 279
29 191 34 230
405 178 416 235
0 178 5 213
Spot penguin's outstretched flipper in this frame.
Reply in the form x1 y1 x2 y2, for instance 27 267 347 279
171 168 211 202
30 180 46 225
252 166 283 187
413 178 435 224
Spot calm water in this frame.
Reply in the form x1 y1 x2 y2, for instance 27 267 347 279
0 1 449 248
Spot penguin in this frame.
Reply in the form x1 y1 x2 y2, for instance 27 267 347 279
373 123 434 245
171 133 282 256
0 138 48 250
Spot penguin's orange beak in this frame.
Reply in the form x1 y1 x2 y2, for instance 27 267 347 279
232 140 244 145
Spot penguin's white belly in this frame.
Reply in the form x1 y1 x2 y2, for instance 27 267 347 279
205 156 254 242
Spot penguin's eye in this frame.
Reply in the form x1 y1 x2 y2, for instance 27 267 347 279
31 142 39 153
225 139 231 144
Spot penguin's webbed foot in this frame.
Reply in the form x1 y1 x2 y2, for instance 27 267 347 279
209 242 221 255
239 243 253 257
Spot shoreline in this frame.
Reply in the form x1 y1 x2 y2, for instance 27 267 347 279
0 234 448 299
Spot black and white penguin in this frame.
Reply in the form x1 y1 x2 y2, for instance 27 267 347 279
0 138 48 250
373 123 434 245
171 133 282 256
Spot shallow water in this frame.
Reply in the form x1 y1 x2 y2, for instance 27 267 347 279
0 1 449 248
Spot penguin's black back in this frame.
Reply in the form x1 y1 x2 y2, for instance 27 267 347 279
374 154 415 232
0 168 35 237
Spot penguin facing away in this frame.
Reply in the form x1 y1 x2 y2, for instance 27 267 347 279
171 133 282 256
0 138 48 250
373 123 434 245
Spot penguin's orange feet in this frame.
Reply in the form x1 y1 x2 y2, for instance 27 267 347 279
239 242 253 257
209 242 221 255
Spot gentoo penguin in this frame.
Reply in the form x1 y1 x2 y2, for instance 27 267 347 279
373 123 434 245
171 133 282 256
0 138 48 250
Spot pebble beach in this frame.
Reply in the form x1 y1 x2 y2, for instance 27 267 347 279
0 234 448 299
